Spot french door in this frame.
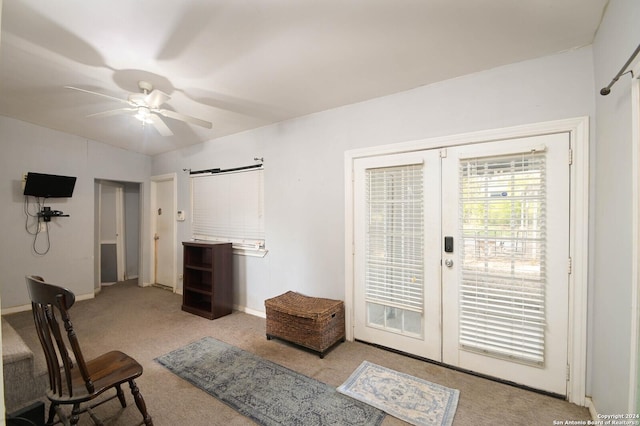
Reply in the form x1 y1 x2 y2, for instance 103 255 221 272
353 133 570 395
354 150 442 360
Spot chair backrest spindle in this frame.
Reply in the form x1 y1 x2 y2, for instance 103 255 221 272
31 302 60 394
25 275 93 397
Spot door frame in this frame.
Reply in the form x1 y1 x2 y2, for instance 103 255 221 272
344 116 589 405
150 173 177 291
97 180 126 286
629 59 640 413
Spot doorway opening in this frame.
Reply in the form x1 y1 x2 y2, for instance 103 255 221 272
95 180 142 292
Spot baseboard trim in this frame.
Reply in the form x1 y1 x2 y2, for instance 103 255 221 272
2 292 94 315
585 397 598 420
1 304 32 315
234 304 266 318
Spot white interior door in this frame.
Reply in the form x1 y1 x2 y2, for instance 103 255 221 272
151 176 176 289
115 185 126 281
353 133 570 395
99 181 125 284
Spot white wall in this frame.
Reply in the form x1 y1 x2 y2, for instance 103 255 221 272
152 46 596 317
0 116 152 309
591 0 640 415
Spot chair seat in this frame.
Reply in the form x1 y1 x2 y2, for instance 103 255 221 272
47 351 143 403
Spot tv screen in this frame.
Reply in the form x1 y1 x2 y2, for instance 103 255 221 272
23 172 77 198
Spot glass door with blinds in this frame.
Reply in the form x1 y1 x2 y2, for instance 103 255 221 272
353 151 442 360
441 134 570 395
353 133 570 395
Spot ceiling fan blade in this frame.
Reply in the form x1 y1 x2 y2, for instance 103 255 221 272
145 89 171 108
86 107 136 118
65 86 131 105
158 109 212 129
149 114 174 137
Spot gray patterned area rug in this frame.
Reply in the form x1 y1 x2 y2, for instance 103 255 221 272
155 337 385 426
337 361 459 426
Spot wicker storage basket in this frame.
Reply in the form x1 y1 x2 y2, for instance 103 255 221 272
265 291 345 358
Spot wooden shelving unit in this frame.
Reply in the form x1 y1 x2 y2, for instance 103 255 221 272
182 241 233 320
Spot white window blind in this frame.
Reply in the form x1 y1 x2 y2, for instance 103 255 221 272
365 164 424 313
191 167 264 250
459 151 547 365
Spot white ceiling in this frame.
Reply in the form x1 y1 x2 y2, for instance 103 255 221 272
0 0 608 156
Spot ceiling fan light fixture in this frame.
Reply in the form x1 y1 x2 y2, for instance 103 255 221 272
135 106 153 124
66 83 212 134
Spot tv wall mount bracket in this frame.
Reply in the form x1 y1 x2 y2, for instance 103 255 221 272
38 206 69 222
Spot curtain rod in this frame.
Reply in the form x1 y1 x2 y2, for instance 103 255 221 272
600 43 640 96
190 163 263 175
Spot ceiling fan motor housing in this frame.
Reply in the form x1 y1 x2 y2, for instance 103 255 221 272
138 80 153 94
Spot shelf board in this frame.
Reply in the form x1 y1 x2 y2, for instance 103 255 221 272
184 286 212 296
184 263 212 271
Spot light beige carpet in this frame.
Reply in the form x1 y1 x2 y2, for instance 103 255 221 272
3 280 591 425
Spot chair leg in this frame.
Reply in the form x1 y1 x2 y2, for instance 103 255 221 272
116 383 127 407
70 403 81 425
46 402 57 425
129 379 153 426
50 403 70 426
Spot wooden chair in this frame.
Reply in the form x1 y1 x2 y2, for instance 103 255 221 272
25 275 153 426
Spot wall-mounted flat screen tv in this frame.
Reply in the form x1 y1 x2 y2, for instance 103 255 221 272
23 172 77 198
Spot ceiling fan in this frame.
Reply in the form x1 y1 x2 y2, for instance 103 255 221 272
65 81 213 136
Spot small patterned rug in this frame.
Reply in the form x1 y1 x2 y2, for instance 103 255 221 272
155 337 385 426
337 361 459 426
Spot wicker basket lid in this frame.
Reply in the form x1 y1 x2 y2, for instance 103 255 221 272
265 291 343 319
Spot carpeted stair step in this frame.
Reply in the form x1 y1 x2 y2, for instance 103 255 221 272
2 317 47 413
